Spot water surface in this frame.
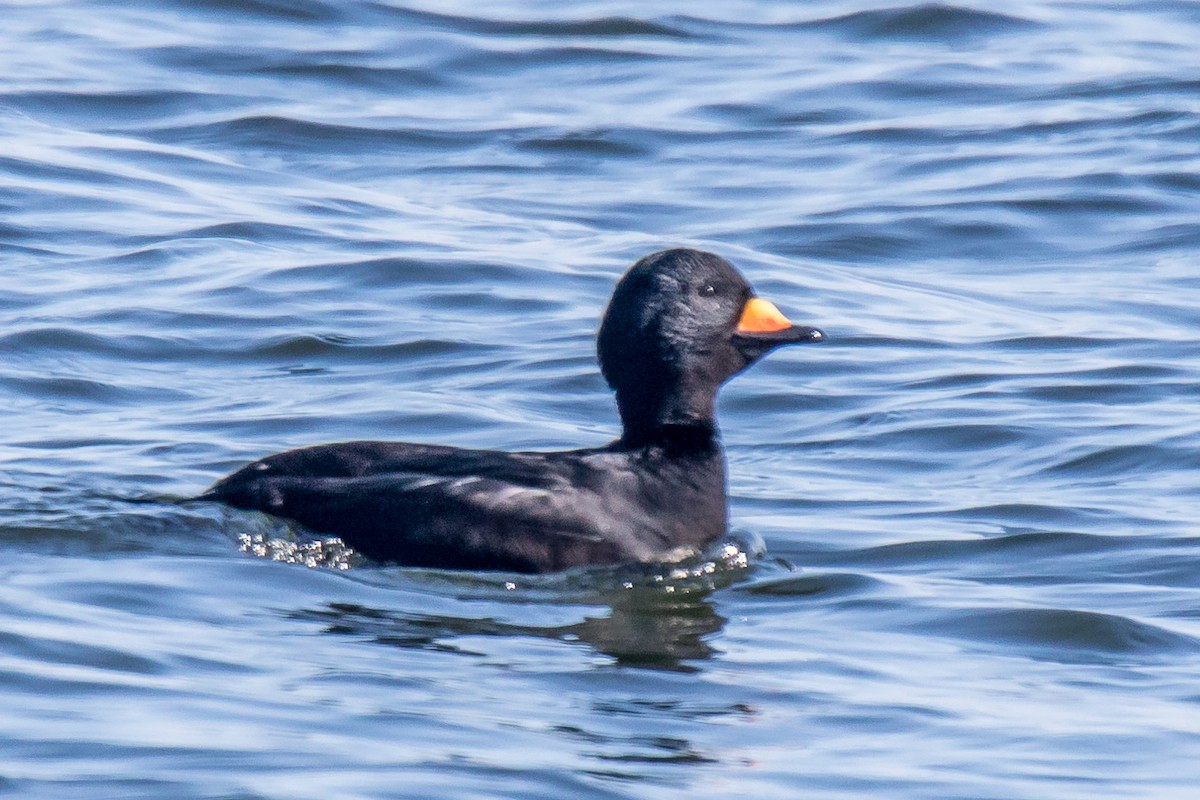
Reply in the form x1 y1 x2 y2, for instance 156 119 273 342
3 1 1200 798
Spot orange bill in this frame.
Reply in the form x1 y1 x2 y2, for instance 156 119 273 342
736 297 793 334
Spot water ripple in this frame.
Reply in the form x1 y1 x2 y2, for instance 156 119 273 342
800 3 1040 42
377 7 699 39
928 606 1199 662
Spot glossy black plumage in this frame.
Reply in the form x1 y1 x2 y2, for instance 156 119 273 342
199 248 824 573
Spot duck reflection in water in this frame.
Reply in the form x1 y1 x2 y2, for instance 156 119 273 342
295 571 730 673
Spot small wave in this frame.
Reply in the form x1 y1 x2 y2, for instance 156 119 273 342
173 221 324 244
247 333 474 361
841 422 1032 455
930 606 1198 662
443 45 673 74
988 335 1127 351
998 194 1172 216
739 570 883 599
517 129 654 159
1112 222 1200 254
0 374 184 405
1056 77 1200 102
263 257 543 289
0 628 167 676
254 63 447 90
798 3 1039 42
4 90 223 126
1042 443 1200 478
0 151 167 194
1021 382 1169 405
147 45 448 91
376 7 697 39
759 221 920 262
823 531 1123 570
149 115 491 156
159 0 342 23
930 503 1108 527
2 327 150 358
697 103 853 128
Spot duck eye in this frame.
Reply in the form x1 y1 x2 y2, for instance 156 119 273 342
697 283 716 297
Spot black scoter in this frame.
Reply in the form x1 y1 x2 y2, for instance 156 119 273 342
199 248 824 573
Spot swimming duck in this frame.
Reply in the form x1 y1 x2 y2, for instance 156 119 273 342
199 248 824 572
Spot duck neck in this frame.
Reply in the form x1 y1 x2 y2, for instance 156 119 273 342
627 422 720 453
616 371 719 437
616 400 720 452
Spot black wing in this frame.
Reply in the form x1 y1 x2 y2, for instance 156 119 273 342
200 441 670 572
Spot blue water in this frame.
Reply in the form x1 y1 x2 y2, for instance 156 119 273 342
3 1 1200 797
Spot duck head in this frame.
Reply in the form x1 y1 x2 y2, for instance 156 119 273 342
597 248 824 445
